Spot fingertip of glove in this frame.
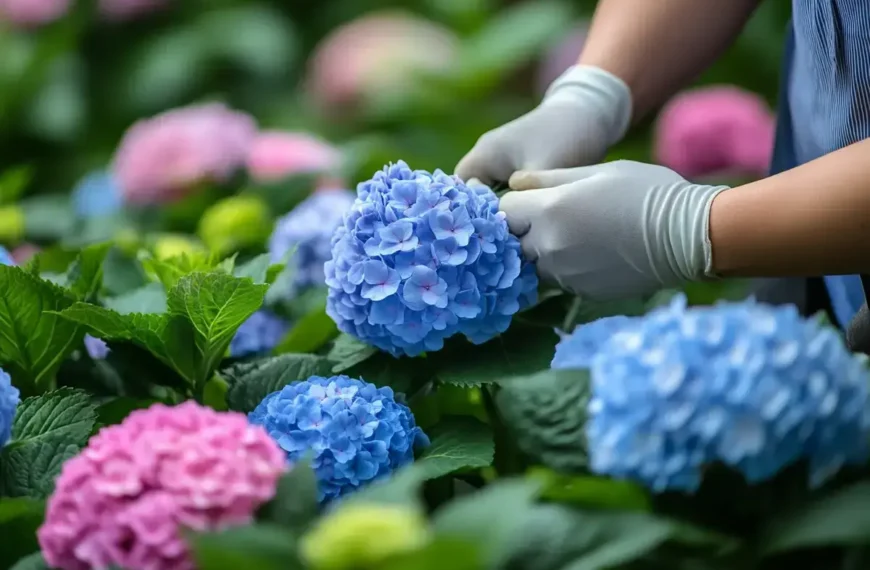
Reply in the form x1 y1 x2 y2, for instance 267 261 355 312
508 170 539 191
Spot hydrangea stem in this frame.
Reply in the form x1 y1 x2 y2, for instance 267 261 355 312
480 384 523 476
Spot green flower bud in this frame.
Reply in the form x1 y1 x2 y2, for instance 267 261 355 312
152 234 205 261
197 195 272 256
0 205 24 245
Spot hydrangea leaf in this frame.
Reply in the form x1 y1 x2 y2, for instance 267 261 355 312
273 301 338 355
233 253 284 285
189 523 301 570
9 552 49 570
102 282 167 315
101 246 148 297
435 326 559 387
167 272 269 384
0 388 98 498
379 538 481 570
0 498 44 570
140 251 233 290
495 369 590 472
0 265 85 395
415 416 493 480
528 468 650 511
58 241 112 300
432 478 543 568
256 460 319 533
327 334 378 373
222 354 335 413
760 481 870 554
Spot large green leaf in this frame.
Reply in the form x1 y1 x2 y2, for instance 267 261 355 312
415 416 493 480
0 265 84 394
0 388 98 498
222 354 336 413
760 482 870 554
0 498 44 569
529 468 650 511
9 552 49 570
257 461 319 533
102 282 167 315
496 369 590 472
189 524 301 570
326 334 378 373
273 301 339 355
57 241 112 300
233 253 283 285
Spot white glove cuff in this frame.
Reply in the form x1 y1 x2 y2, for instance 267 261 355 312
543 65 634 147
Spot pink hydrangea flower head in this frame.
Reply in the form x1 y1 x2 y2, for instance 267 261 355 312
307 11 458 114
536 25 589 95
38 401 288 570
0 0 70 26
112 103 257 205
11 243 39 265
99 0 169 21
246 131 341 183
654 86 776 179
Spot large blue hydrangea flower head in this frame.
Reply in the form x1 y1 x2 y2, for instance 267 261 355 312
0 246 13 266
249 374 429 502
230 310 291 358
0 368 20 447
560 294 870 493
325 161 539 357
552 315 638 370
269 189 356 295
72 171 123 218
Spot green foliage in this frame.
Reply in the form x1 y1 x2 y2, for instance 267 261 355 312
415 416 494 480
223 353 335 413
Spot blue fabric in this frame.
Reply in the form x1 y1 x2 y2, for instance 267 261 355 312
773 1 870 327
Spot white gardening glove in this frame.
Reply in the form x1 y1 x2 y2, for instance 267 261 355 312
455 65 633 185
500 161 729 300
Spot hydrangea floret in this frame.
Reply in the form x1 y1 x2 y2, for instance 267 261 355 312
38 402 287 570
553 295 870 492
84 335 110 360
325 161 538 357
248 374 429 502
0 369 20 447
230 310 291 358
0 246 14 267
71 171 123 219
269 188 356 295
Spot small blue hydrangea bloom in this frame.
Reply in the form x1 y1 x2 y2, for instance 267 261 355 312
84 335 110 360
230 310 292 358
552 315 638 370
269 189 356 296
0 368 20 447
554 294 870 493
248 375 429 502
325 161 539 357
0 246 13 266
71 171 123 218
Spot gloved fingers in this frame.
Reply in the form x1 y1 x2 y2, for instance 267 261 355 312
508 164 614 190
498 188 546 237
454 140 513 187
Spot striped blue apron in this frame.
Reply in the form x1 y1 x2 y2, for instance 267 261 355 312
771 0 870 327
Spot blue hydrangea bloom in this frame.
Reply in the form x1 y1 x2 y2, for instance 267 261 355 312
230 310 291 358
554 294 870 493
0 246 13 266
325 161 538 357
269 189 356 295
84 335 110 360
249 374 429 501
71 171 123 218
0 368 20 447
552 315 638 370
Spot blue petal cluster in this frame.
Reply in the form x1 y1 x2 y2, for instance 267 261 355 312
0 368 20 447
552 315 638 370
248 375 429 501
325 161 538 357
84 335 110 360
72 171 123 218
269 189 356 295
554 295 870 493
0 246 13 266
230 310 291 358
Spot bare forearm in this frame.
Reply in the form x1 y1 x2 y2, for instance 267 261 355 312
578 0 762 119
710 139 870 278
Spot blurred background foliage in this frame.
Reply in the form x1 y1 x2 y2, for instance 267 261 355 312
0 0 789 253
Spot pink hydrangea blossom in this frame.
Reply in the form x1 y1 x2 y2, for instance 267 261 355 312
0 0 70 27
536 25 589 96
112 103 257 205
99 0 169 21
11 243 39 265
246 131 341 183
306 11 458 114
38 401 288 570
654 86 776 180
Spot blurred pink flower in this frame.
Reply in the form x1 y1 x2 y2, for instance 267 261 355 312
38 401 287 570
11 243 39 264
113 103 257 205
246 131 341 183
536 25 589 96
654 86 776 179
99 0 169 21
0 0 70 26
307 11 459 114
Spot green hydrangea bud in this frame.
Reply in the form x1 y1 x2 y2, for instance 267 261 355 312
300 503 430 570
152 234 205 261
0 205 24 245
197 195 272 256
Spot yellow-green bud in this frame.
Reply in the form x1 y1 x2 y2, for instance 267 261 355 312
197 195 272 256
300 503 430 570
152 234 205 261
0 205 24 245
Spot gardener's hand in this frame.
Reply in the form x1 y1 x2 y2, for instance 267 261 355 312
500 161 729 300
455 66 633 186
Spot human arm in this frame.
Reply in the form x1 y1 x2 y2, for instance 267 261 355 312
710 138 870 277
579 0 763 120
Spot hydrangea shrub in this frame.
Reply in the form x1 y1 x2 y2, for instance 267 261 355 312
325 161 538 357
248 375 429 502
